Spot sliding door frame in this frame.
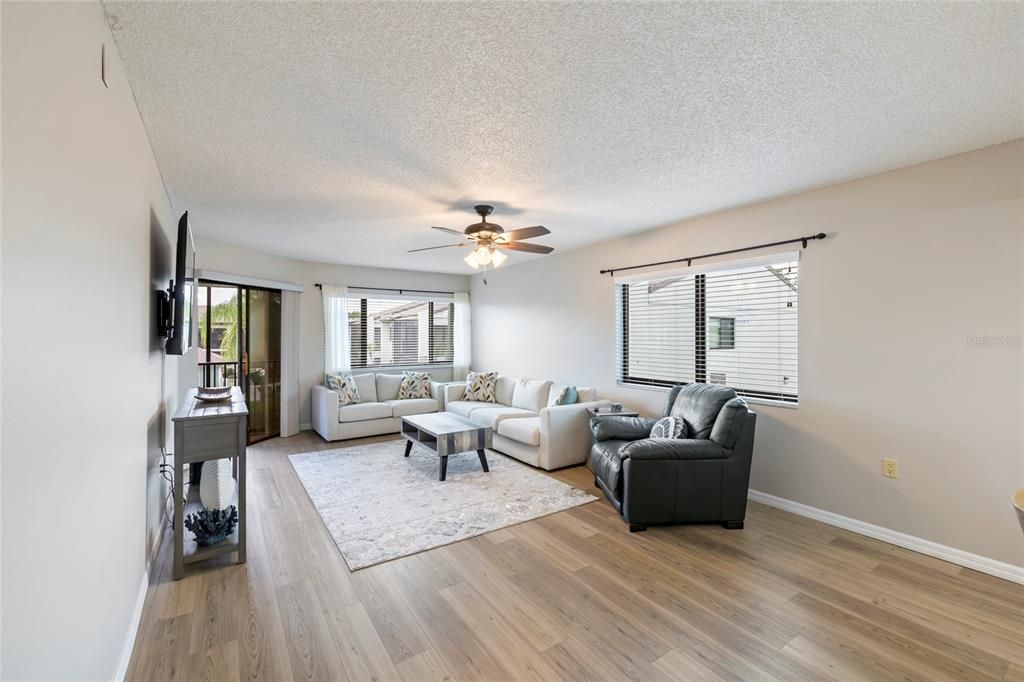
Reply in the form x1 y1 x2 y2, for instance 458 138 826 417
199 278 282 444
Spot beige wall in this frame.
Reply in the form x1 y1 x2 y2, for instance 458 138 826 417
193 237 470 427
2 2 180 678
471 141 1024 569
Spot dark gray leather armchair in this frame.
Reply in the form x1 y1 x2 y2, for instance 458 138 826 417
590 384 756 532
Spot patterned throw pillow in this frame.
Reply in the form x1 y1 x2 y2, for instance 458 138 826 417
397 372 432 400
326 373 361 406
464 371 498 402
650 416 685 439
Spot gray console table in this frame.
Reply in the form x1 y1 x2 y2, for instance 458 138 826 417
171 387 248 580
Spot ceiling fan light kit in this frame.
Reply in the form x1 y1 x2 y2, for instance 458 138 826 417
463 244 508 269
412 204 554 277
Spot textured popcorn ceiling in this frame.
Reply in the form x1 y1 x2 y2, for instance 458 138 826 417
105 1 1024 273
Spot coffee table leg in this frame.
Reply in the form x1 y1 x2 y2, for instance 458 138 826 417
439 456 448 481
403 440 413 458
477 449 489 472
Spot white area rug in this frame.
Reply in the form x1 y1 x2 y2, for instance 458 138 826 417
289 441 597 570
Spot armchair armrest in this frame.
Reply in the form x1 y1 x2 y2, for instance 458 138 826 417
443 381 466 405
621 438 728 461
591 415 657 442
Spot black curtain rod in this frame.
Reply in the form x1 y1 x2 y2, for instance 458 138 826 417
599 232 827 276
314 283 454 295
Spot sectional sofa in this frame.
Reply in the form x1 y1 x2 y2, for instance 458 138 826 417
312 372 443 440
444 376 611 470
313 372 610 471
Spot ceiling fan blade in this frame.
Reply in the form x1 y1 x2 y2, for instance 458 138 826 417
431 226 466 237
498 226 549 242
501 241 554 254
407 242 469 253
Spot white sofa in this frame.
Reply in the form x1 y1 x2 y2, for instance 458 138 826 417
443 375 611 470
312 373 444 441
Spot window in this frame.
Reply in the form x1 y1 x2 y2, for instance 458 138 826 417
709 317 735 350
617 255 798 403
347 295 455 368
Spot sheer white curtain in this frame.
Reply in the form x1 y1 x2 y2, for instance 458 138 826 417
453 291 471 381
322 284 350 375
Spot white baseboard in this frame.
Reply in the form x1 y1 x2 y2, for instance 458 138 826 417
748 489 1024 586
113 508 165 681
300 422 312 431
113 569 150 681
148 510 166 569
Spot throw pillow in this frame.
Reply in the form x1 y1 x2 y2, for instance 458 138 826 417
397 372 432 400
326 373 361 406
464 371 498 402
550 385 579 406
650 416 685 439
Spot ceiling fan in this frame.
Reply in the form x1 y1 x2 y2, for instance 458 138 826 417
408 205 554 273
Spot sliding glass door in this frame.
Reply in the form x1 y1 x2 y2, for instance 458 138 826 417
197 281 282 444
243 287 281 443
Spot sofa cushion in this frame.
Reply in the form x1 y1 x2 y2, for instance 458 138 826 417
338 401 392 423
468 406 536 429
592 440 630 501
495 375 517 406
376 374 403 401
547 383 566 407
512 379 552 412
353 373 377 402
447 400 497 419
387 398 438 418
497 417 541 446
669 383 738 439
577 387 597 402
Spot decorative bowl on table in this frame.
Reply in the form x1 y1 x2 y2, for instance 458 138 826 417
196 386 232 402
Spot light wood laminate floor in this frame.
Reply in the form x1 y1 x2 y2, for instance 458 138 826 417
127 431 1024 681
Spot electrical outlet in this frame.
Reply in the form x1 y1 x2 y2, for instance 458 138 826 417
882 458 898 479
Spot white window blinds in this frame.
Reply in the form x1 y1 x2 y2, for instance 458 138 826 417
346 294 455 369
616 254 799 403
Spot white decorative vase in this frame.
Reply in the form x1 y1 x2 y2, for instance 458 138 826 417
200 459 235 510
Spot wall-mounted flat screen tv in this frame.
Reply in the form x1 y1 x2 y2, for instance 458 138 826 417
165 211 196 355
